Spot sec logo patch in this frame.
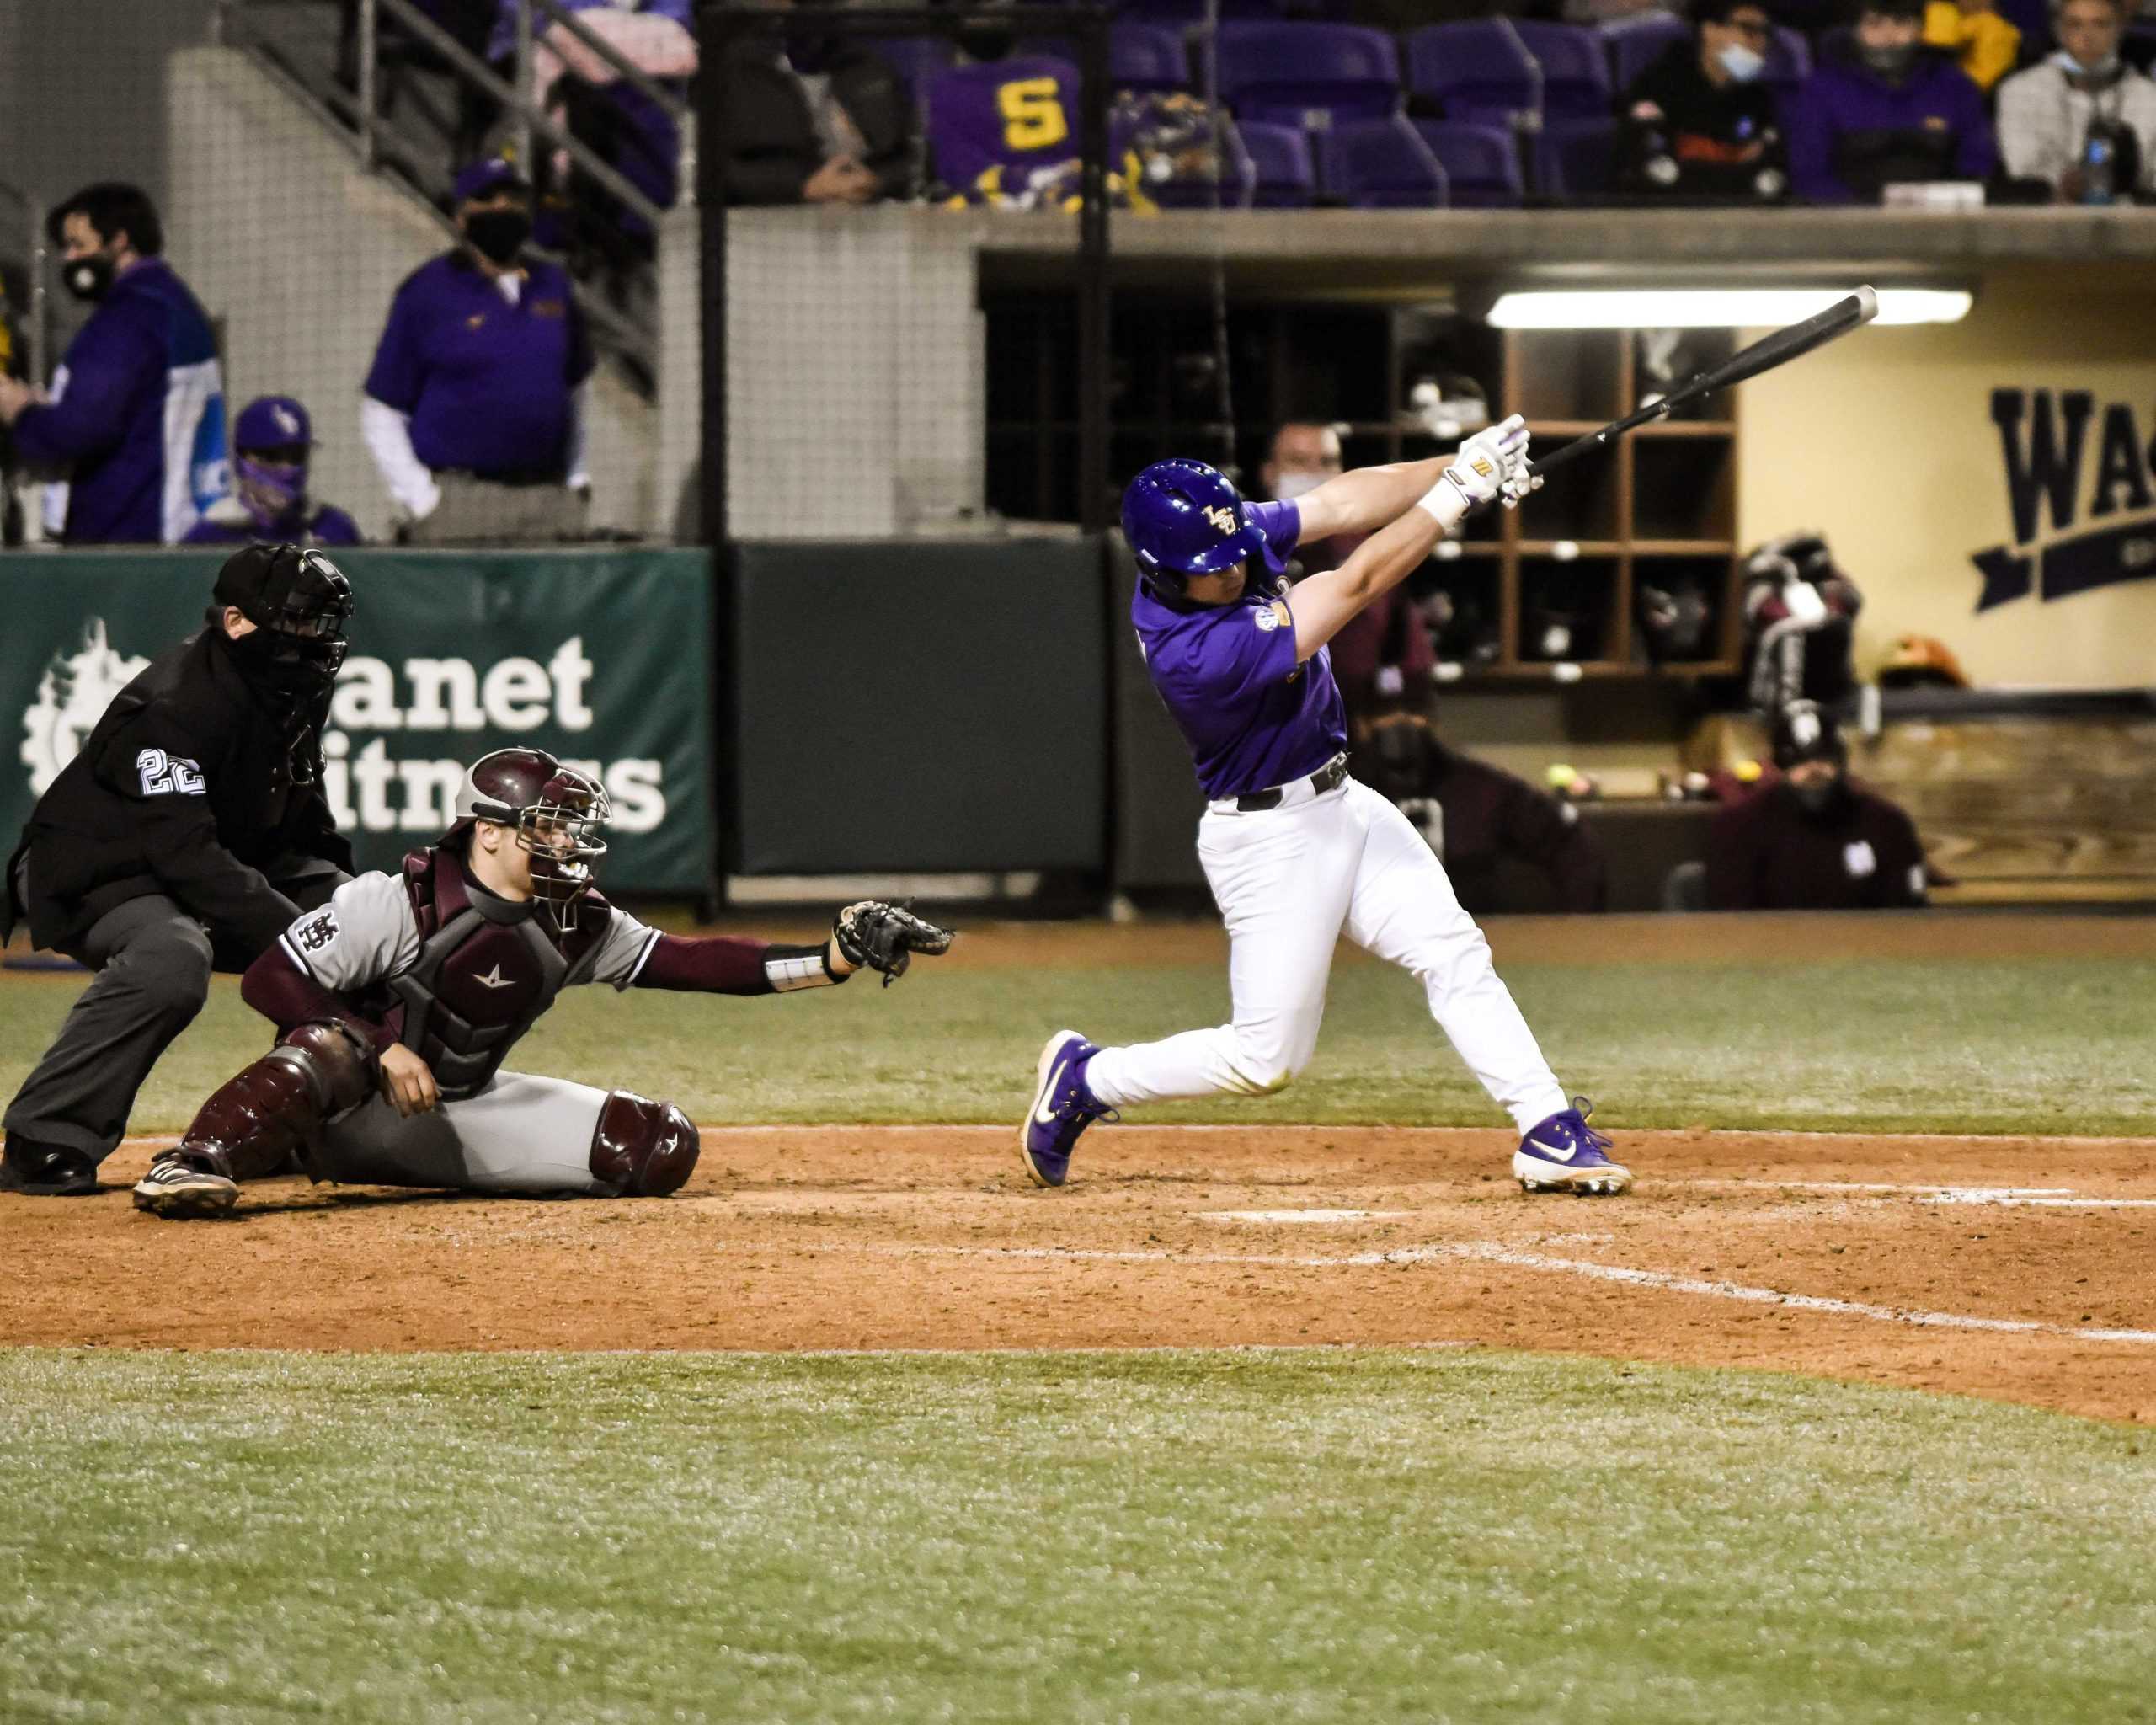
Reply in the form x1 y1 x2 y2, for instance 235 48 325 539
1254 606 1283 632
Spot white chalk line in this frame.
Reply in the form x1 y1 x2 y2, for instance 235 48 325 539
1194 1210 1413 1224
827 1239 2156 1348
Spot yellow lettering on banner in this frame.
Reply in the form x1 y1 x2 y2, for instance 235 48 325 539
997 77 1070 151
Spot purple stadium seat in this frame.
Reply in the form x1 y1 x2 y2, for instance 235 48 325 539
1406 21 1540 126
1235 120 1317 206
1412 119 1524 207
1216 21 1403 128
1019 22 1191 93
1534 115 1618 200
1321 115 1448 207
1602 12 1690 95
1508 21 1613 120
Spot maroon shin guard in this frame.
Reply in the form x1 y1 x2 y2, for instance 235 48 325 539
177 1023 376 1181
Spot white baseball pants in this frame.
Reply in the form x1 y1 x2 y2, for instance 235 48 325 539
1085 776 1569 1134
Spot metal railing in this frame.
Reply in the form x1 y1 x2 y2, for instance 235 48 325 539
213 0 688 377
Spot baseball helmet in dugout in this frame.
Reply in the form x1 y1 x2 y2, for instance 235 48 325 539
1121 458 1289 586
451 747 612 928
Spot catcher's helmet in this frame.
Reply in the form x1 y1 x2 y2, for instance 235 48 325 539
453 747 611 928
1121 459 1286 584
211 542 354 675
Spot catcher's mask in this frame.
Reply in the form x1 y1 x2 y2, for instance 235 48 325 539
452 747 611 929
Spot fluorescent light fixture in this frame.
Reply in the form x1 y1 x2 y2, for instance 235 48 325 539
1487 288 1972 328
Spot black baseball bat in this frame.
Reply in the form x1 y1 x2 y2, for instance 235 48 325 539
1527 286 1879 478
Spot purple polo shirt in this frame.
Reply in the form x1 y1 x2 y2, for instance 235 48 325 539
364 251 595 479
1133 499 1348 801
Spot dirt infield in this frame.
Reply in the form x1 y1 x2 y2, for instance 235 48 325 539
5 1125 2151 1424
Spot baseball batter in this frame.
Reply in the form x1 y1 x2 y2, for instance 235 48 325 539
131 747 952 1217
1021 419 1630 1195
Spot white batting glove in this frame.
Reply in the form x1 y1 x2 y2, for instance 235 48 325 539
1438 414 1532 512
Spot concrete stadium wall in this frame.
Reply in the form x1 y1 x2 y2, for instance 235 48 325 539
1 0 216 219
165 47 657 542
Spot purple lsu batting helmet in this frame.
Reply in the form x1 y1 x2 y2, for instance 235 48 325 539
1121 459 1289 584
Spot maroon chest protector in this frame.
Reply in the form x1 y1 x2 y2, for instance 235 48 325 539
389 846 610 1100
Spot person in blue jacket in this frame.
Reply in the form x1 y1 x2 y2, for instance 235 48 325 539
184 396 362 549
0 184 229 543
1789 0 1998 202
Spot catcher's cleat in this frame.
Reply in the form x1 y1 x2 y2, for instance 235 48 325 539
131 1153 240 1219
1513 1099 1632 1196
1019 1029 1115 1188
0 1137 99 1197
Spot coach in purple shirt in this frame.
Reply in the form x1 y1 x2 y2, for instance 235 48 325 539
360 158 595 545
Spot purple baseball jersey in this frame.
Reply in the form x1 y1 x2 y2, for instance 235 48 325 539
1133 499 1348 801
926 56 1081 197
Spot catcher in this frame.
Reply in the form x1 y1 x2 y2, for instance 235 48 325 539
131 746 952 1217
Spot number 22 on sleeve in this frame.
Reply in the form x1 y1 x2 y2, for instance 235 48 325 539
996 77 1070 151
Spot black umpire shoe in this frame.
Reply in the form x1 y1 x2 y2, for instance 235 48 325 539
0 1136 100 1196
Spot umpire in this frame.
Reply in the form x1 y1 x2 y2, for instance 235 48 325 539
0 544 355 1194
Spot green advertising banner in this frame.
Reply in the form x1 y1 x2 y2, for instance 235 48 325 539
2 548 712 894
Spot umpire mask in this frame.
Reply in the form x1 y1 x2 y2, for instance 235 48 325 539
211 544 355 707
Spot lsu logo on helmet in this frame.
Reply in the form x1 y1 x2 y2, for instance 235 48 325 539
1203 505 1238 535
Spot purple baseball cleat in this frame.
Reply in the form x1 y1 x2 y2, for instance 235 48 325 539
1018 1028 1116 1188
1513 1098 1632 1196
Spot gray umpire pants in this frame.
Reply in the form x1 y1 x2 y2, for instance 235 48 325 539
3 854 346 1165
313 1071 611 1194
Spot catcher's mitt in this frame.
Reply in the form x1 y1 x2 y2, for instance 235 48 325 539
833 901 955 986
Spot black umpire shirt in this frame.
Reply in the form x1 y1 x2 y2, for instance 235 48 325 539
1704 780 1927 911
7 628 351 957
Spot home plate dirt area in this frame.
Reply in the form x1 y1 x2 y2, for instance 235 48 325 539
8 1126 2153 1424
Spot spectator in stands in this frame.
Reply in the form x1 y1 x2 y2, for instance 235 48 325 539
714 3 916 205
1997 0 2156 197
362 159 594 546
184 397 361 549
1704 702 1928 910
0 184 228 545
1354 713 1609 915
513 0 697 270
927 11 1085 206
1789 0 1999 201
1267 421 1438 724
1924 0 2023 93
1618 0 1790 199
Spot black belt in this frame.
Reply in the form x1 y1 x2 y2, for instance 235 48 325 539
1234 754 1349 812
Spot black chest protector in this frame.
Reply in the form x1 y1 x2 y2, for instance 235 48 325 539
388 846 609 1101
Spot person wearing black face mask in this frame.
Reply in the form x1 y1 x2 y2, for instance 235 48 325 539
360 158 595 545
1703 701 1929 911
0 545 356 1196
1788 0 1998 201
0 183 232 543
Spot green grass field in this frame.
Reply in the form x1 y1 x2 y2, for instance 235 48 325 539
8 937 2155 1721
7 948 2156 1135
1 1348 2149 1725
